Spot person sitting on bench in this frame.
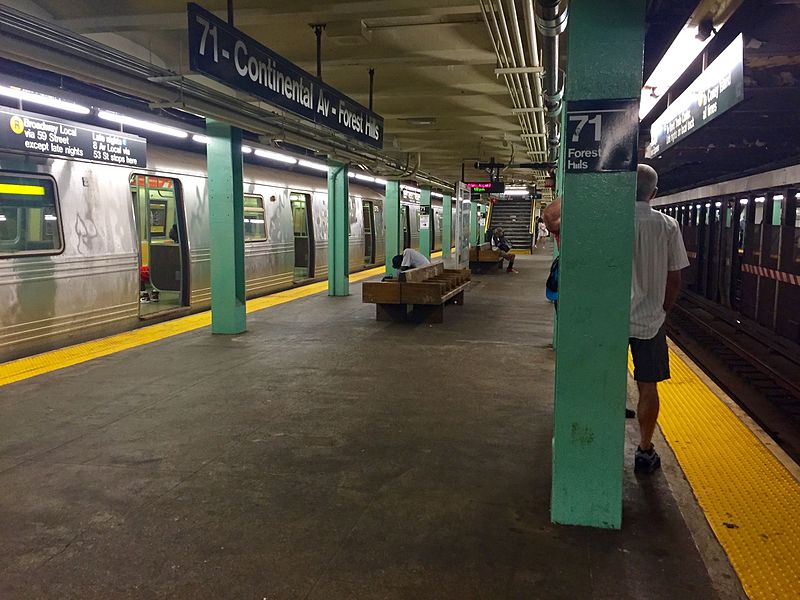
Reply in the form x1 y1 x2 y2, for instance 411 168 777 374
491 227 517 273
392 247 431 272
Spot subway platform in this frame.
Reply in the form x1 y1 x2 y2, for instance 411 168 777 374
0 253 778 599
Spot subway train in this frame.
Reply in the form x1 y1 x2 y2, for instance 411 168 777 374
0 144 453 362
653 163 800 345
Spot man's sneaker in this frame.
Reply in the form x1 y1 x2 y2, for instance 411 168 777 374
506 267 518 273
634 446 661 474
625 408 636 419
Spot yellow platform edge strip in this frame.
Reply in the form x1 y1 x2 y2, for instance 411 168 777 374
0 252 448 387
631 349 800 600
0 262 392 387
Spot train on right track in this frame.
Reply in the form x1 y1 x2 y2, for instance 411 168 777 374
653 162 800 347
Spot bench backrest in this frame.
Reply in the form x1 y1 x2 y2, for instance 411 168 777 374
399 261 444 282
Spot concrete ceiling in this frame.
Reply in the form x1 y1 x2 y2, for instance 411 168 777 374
21 0 534 185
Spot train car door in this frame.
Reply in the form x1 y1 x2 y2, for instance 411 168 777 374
290 192 314 280
776 189 800 342
757 193 783 328
362 200 375 264
402 205 411 249
739 195 761 319
130 174 189 318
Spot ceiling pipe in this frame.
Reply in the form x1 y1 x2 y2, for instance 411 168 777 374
523 0 547 155
479 0 535 152
505 0 545 156
535 0 567 163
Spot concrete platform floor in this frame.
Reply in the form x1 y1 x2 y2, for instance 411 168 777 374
0 254 722 599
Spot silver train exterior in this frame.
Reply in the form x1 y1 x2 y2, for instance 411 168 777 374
0 145 449 361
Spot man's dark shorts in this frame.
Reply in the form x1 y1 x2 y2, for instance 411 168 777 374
629 326 670 383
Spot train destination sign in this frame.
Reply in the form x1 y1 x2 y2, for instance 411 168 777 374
565 98 639 173
0 108 147 167
647 34 744 158
187 3 384 149
466 181 505 193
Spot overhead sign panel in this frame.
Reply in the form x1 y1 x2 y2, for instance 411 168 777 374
647 34 744 158
187 3 384 149
0 107 147 167
565 98 639 173
466 181 505 193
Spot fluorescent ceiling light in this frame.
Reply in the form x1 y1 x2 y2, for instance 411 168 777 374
0 85 90 115
298 159 328 172
705 203 711 207
506 186 530 191
755 196 765 203
97 110 188 138
639 24 714 119
402 185 422 194
374 178 388 186
739 199 748 205
505 190 530 196
347 172 356 178
241 145 253 154
431 192 443 198
773 194 784 200
255 149 298 164
715 202 722 207
192 134 209 144
354 173 375 182
0 215 5 221
44 214 58 221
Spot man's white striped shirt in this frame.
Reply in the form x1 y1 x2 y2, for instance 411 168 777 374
630 202 690 340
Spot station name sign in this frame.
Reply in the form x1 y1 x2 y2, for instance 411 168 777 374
647 34 744 158
466 181 505 193
0 108 147 167
187 3 384 149
565 98 639 173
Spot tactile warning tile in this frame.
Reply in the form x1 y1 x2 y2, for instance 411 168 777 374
0 263 388 388
631 349 800 599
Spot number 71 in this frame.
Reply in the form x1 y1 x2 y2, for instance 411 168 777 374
569 114 602 142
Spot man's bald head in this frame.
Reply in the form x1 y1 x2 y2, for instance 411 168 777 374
636 164 658 202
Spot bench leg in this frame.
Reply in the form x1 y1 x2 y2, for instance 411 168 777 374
376 303 408 322
411 304 444 324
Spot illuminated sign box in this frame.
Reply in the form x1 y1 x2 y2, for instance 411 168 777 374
647 34 744 158
466 181 505 193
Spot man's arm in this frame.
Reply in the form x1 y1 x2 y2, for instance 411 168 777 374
664 270 682 312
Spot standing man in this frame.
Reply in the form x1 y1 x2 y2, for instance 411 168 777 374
541 166 689 474
629 164 689 474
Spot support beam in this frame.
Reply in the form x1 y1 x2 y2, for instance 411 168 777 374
551 0 645 529
419 186 432 260
327 160 349 296
442 193 453 259
206 119 246 334
384 181 402 277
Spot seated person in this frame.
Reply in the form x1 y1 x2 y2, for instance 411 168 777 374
391 247 431 272
490 227 517 273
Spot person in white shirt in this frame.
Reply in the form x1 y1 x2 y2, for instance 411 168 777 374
539 166 690 474
392 247 431 271
629 164 690 474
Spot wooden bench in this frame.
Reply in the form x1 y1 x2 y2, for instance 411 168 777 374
362 262 471 323
469 243 503 271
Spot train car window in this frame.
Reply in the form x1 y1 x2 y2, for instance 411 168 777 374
243 194 267 242
793 192 800 266
0 173 63 257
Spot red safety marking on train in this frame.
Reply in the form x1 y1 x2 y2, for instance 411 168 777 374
741 263 800 286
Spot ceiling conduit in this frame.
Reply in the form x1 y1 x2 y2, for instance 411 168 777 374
534 0 567 164
0 4 451 188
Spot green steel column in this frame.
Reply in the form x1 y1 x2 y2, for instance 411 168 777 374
327 160 349 296
442 193 453 258
384 181 401 276
419 186 432 260
551 0 645 529
206 119 246 334
469 201 479 246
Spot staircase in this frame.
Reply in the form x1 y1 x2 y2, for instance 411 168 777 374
488 198 533 251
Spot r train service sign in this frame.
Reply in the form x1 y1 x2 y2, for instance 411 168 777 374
0 108 146 167
187 3 384 149
647 34 744 158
